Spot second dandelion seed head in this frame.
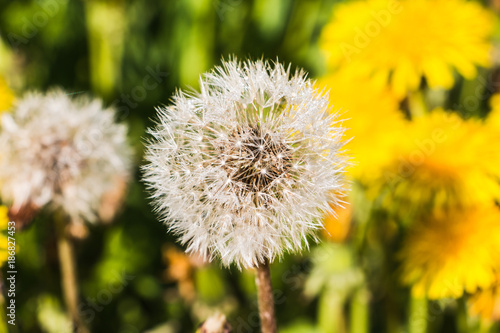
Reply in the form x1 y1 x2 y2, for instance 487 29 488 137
0 90 132 226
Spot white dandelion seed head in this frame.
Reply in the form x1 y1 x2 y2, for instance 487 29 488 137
143 58 347 269
0 90 132 223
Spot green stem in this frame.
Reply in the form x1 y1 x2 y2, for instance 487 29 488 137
456 298 469 333
409 296 428 333
474 318 493 333
85 0 125 98
318 291 346 333
55 215 89 333
350 288 369 333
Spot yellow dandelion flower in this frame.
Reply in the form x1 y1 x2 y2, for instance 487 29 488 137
320 71 407 183
0 77 14 112
469 274 500 322
488 93 500 129
322 201 352 242
163 245 196 301
0 205 11 266
400 205 500 299
320 0 495 98
380 109 500 218
468 273 500 321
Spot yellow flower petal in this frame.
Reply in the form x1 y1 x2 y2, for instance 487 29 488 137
401 205 500 299
320 0 495 98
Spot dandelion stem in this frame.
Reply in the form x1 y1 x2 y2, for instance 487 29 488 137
255 259 277 333
350 287 369 333
318 291 345 333
55 215 89 333
408 295 427 333
478 319 493 333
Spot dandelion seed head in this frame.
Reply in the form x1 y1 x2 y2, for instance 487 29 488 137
0 90 132 223
143 59 347 268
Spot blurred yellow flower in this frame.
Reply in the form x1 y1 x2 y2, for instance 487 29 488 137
380 110 500 219
320 0 494 98
469 274 500 322
400 205 500 299
488 93 500 129
163 245 196 301
0 78 14 112
322 201 352 242
320 71 407 183
162 245 207 302
0 205 10 266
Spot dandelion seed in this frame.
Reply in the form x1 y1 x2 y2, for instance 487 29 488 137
0 90 132 225
143 58 347 269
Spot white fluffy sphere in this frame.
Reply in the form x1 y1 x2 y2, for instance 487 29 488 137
0 90 132 223
143 59 347 268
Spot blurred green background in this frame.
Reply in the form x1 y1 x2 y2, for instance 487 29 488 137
1 0 500 333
